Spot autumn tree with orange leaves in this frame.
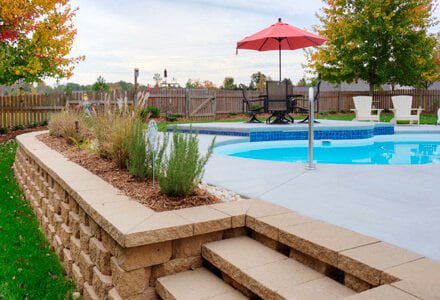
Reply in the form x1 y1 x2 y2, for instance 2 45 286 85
0 0 83 85
308 0 438 94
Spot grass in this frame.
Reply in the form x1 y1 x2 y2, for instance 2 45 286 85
158 112 438 130
0 141 75 299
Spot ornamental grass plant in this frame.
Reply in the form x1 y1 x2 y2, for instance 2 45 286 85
93 112 135 169
48 111 89 144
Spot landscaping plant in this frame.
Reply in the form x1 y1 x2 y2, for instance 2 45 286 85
138 106 161 121
158 128 214 197
127 120 149 179
48 111 88 144
146 106 161 118
94 112 135 169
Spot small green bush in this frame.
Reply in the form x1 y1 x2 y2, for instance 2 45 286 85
127 120 168 180
250 104 263 111
12 124 24 131
147 106 161 118
139 106 161 120
165 114 182 122
158 129 214 197
0 127 8 135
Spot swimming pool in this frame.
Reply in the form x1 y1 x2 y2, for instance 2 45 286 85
214 134 440 165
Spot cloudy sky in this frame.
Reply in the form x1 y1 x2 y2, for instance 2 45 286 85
63 0 324 86
63 0 439 87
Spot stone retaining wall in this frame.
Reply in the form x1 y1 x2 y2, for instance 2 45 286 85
13 132 253 299
14 131 440 299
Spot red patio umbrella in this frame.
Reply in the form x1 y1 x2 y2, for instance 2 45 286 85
236 18 327 82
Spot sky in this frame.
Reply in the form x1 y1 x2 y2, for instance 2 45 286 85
61 0 440 87
60 0 324 87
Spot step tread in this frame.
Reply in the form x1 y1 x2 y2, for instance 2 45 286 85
156 268 246 300
202 236 356 299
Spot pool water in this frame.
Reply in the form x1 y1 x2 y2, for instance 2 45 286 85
215 136 440 165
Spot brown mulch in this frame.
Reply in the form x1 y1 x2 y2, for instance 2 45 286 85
0 126 48 143
38 134 219 212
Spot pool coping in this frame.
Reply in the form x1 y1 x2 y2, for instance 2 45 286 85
14 131 440 298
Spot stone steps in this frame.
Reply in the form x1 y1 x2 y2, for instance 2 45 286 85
156 268 247 300
202 236 356 300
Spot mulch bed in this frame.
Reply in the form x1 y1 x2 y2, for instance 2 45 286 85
0 126 48 143
38 134 219 212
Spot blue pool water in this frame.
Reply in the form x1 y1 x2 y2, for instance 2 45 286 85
215 135 440 165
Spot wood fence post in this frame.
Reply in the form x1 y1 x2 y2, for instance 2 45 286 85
185 89 190 118
213 93 217 117
337 90 342 112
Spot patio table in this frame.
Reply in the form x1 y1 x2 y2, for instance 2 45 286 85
259 94 307 124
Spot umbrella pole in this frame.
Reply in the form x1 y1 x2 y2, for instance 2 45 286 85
278 43 282 82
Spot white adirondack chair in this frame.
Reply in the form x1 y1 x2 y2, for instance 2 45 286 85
351 96 383 122
437 107 440 125
391 96 423 125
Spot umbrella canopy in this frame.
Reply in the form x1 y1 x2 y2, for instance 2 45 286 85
236 18 327 81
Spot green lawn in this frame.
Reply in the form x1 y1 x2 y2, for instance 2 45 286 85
0 141 75 299
159 112 438 130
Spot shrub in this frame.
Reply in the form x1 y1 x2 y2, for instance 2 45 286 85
147 106 161 118
165 114 182 122
48 111 88 144
0 127 7 135
138 106 161 121
12 124 25 131
250 103 263 111
127 120 169 179
158 129 214 197
127 120 149 179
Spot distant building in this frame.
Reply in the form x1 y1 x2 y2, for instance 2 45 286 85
294 79 440 92
428 81 440 90
319 80 393 92
159 77 181 88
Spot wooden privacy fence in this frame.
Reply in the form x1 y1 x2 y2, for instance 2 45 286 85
1 89 440 128
66 89 262 118
0 94 65 129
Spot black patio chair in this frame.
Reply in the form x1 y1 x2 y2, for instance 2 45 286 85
240 84 264 123
265 80 294 124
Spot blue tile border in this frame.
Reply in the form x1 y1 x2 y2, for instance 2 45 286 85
167 128 248 137
170 123 395 141
249 129 375 142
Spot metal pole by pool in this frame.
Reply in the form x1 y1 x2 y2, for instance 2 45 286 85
306 87 316 170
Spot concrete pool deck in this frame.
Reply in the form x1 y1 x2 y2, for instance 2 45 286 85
194 123 440 261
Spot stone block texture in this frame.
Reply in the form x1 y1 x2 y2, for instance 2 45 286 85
14 134 440 299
